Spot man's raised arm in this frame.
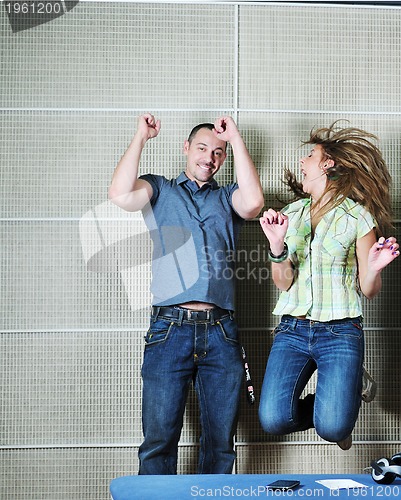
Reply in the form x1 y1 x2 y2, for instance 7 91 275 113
213 116 264 220
108 113 160 212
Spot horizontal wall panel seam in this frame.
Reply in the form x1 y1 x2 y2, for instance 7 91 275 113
3 108 401 115
0 108 238 113
2 440 401 451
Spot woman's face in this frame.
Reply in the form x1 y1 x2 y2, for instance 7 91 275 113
300 144 328 196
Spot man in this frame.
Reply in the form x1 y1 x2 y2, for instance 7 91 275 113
108 113 264 474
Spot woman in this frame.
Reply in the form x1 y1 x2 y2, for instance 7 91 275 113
258 122 399 450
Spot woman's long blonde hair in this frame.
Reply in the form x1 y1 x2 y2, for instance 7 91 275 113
285 121 393 235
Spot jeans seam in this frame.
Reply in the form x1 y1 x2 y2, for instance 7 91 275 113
290 359 316 428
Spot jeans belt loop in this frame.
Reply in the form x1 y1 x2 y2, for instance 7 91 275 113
177 308 184 326
152 306 160 322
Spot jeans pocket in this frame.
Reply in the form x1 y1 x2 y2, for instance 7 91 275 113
328 319 363 339
144 318 174 347
217 317 240 346
272 321 293 337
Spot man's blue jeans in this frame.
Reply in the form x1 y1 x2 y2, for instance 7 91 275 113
138 310 244 475
259 315 364 443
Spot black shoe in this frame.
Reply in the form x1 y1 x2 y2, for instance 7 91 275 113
337 435 352 450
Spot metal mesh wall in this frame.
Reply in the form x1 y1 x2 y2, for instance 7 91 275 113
1 2 401 499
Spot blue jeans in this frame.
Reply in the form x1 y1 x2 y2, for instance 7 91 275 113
259 315 364 443
138 311 244 474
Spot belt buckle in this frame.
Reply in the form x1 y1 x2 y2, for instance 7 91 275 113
186 309 210 321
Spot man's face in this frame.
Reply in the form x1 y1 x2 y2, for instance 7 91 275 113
183 128 227 185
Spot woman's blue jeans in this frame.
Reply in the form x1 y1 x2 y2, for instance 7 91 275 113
259 315 364 443
138 311 244 475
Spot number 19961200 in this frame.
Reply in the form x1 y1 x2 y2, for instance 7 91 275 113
4 2 63 14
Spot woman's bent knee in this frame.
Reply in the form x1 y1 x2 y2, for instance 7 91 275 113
258 407 291 435
315 422 354 443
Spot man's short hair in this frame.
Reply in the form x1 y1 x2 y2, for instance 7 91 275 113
187 123 215 144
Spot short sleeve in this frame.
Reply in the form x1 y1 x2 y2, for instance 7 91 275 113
221 182 243 218
356 206 376 239
139 174 166 204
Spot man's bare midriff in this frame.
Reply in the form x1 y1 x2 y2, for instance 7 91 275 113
178 301 216 311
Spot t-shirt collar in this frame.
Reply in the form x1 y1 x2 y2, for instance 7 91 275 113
177 171 219 190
